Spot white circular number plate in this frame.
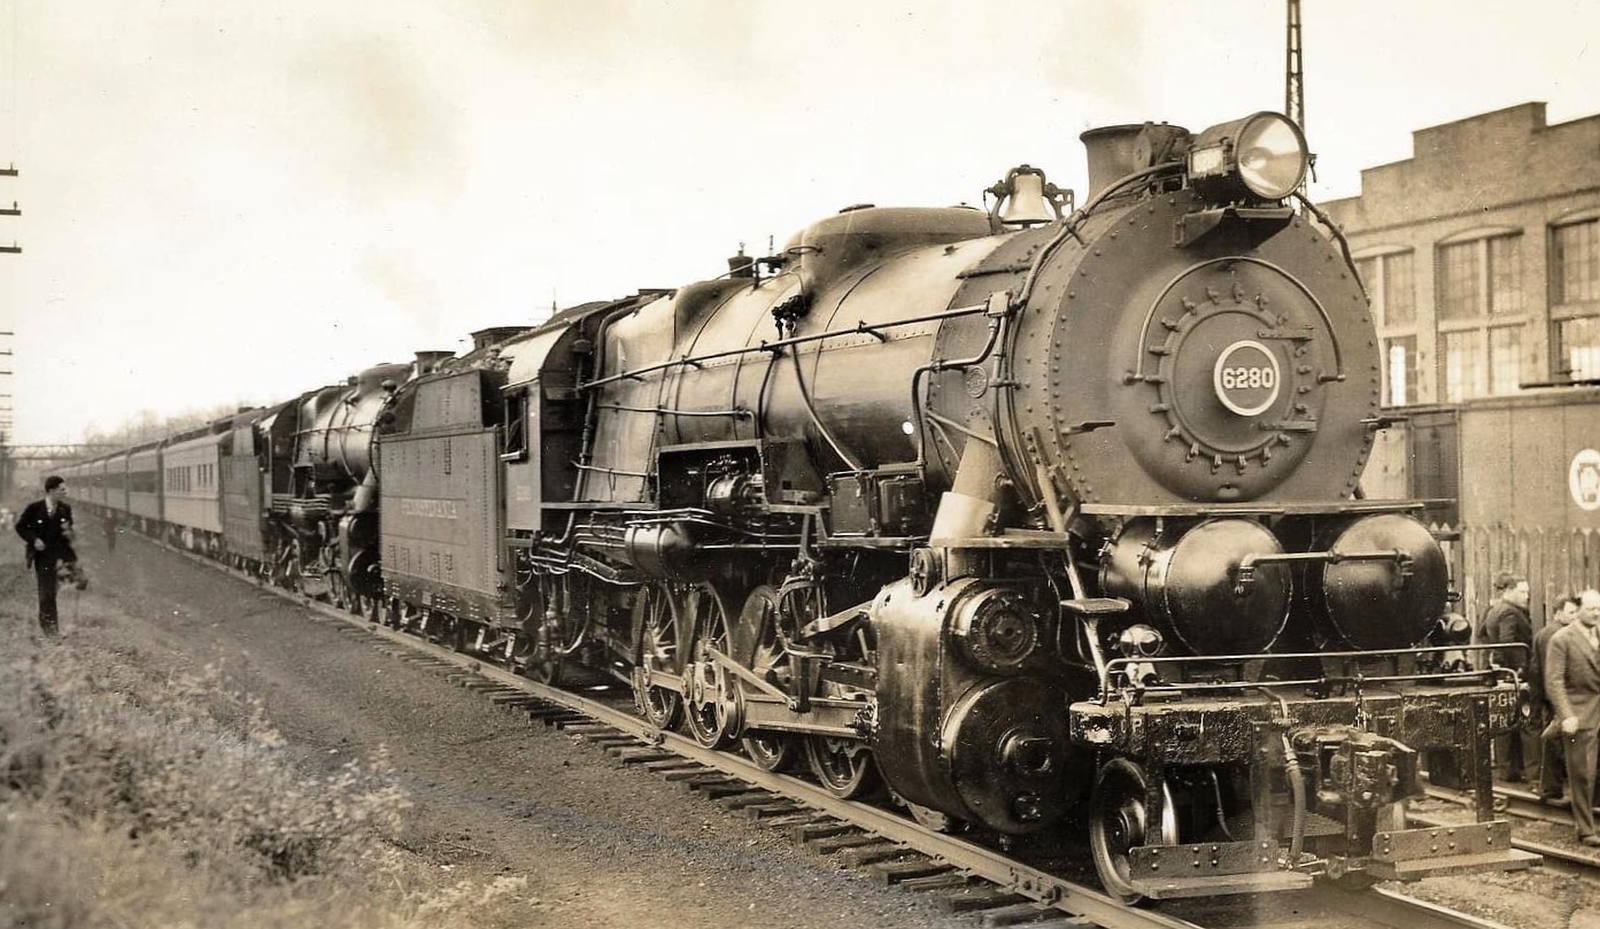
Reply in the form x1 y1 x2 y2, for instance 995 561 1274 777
1212 340 1281 417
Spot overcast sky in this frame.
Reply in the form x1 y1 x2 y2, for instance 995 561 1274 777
0 0 1595 444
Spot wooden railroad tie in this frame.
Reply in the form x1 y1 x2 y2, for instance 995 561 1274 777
806 832 884 856
679 774 742 793
936 887 1031 914
897 872 975 893
661 766 716 782
867 858 952 886
549 716 596 731
979 902 1085 927
611 748 677 764
790 821 854 843
695 780 760 800
489 692 539 706
641 759 703 773
759 810 830 829
713 791 777 810
837 841 906 867
742 802 805 820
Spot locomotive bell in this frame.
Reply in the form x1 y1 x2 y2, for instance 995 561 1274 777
990 165 1062 226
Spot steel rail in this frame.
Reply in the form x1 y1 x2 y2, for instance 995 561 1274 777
1419 784 1600 880
142 534 1517 929
337 611 1203 929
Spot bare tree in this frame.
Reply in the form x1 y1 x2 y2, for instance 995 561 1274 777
83 401 254 448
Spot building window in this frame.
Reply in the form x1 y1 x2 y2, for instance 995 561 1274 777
1553 217 1600 382
1436 232 1524 399
1489 236 1523 315
1438 242 1480 321
1358 249 1418 406
1556 316 1600 382
1357 251 1416 327
1441 329 1485 402
1555 217 1600 304
1488 326 1521 395
1384 335 1419 406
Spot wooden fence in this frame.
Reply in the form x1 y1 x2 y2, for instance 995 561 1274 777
1454 524 1600 632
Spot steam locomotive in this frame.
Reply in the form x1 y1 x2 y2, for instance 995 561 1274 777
65 111 1536 903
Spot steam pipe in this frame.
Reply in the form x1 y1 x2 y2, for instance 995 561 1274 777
1283 734 1307 866
910 311 1007 472
788 346 864 472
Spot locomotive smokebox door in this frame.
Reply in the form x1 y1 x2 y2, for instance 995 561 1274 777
1120 258 1335 501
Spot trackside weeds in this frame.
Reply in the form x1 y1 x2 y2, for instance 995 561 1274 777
0 562 527 929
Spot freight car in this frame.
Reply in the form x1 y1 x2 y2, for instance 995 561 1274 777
1363 385 1600 625
64 110 1538 905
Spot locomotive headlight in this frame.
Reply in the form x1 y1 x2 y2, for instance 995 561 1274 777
1235 115 1307 199
1187 112 1308 203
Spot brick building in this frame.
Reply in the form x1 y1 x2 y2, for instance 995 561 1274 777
1321 103 1600 407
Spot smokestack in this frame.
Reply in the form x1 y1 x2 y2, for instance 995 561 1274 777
1079 123 1189 200
1079 125 1146 201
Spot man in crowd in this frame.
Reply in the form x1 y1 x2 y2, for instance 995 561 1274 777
1546 589 1600 845
13 475 83 637
1480 572 1533 781
1531 595 1581 800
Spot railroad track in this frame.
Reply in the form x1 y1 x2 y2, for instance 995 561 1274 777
1417 783 1600 880
146 535 1518 929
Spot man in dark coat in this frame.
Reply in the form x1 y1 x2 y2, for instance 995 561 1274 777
1532 595 1580 799
1546 590 1600 845
14 475 83 636
1481 572 1533 781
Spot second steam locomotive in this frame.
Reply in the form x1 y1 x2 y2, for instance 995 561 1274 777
67 110 1535 903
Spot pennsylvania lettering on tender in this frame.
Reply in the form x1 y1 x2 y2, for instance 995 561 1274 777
397 498 460 520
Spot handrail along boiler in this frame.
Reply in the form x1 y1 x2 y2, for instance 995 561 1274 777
63 111 1536 905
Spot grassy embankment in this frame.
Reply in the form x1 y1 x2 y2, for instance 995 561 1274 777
0 563 523 928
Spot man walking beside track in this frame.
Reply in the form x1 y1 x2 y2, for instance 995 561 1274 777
13 475 83 637
1480 572 1533 781
1545 589 1600 845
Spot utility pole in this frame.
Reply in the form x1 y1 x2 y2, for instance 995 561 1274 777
0 165 16 254
1286 0 1304 132
0 333 12 494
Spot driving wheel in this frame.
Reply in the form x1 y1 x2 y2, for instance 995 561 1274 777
804 735 879 799
632 583 684 730
682 584 739 749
